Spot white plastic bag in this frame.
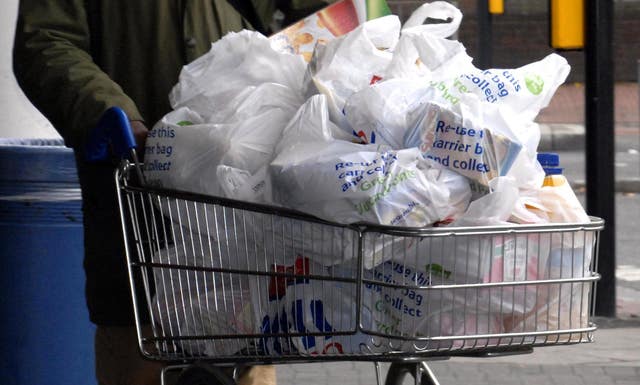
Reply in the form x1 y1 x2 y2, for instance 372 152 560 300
361 259 504 351
145 82 302 203
341 31 568 187
385 28 473 80
387 31 570 123
457 53 570 122
144 105 293 201
305 15 400 129
169 30 307 119
343 78 439 148
402 1 463 36
451 176 520 227
246 95 470 270
253 256 374 355
206 82 306 124
270 95 471 227
144 85 301 243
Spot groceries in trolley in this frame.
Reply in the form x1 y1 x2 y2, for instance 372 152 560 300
142 1 594 358
149 217 595 357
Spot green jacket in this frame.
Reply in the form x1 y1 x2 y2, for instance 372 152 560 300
14 0 326 326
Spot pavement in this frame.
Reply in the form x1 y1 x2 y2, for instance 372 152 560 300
275 83 640 384
275 319 640 384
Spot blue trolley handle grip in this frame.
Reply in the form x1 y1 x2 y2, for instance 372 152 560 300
85 106 146 184
85 106 137 161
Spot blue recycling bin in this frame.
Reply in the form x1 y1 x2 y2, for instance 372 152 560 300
0 139 95 385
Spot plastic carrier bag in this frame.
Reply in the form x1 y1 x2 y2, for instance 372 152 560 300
145 30 308 203
342 18 570 186
304 15 400 130
169 30 307 120
144 100 295 202
252 257 374 356
270 94 471 227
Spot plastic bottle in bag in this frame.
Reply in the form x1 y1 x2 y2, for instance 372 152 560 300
534 152 589 223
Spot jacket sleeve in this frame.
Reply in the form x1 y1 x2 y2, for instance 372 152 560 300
13 0 144 149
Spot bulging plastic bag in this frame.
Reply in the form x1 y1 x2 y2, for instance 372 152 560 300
380 28 569 187
143 83 303 246
341 28 569 187
457 53 571 122
386 27 570 122
343 78 441 148
253 256 374 355
170 30 307 119
361 259 504 351
234 94 470 270
145 83 302 202
270 95 471 227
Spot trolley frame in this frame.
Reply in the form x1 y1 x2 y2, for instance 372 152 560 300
114 160 603 383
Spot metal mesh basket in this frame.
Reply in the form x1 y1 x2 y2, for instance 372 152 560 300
115 163 602 364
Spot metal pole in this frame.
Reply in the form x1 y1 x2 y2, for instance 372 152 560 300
477 0 492 69
585 0 615 317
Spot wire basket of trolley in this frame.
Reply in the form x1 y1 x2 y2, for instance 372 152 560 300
90 107 604 385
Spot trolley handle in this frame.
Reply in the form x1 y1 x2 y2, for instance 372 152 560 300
85 106 145 183
85 106 137 161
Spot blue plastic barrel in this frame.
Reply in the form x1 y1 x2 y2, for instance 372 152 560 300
0 139 95 385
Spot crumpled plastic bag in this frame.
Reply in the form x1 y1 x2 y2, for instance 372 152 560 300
146 30 309 203
270 94 471 227
144 98 296 202
207 82 305 125
373 26 569 187
239 94 470 270
304 15 400 129
386 28 570 122
386 26 472 80
337 16 568 186
344 78 438 149
361 259 504 352
402 1 463 35
169 30 307 120
344 79 526 186
451 177 520 227
253 256 374 356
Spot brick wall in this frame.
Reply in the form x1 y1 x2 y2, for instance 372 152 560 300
387 0 640 82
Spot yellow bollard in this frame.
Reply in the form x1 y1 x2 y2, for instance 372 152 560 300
488 0 504 15
550 0 584 50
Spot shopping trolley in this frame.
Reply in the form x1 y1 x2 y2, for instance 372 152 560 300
92 107 604 385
